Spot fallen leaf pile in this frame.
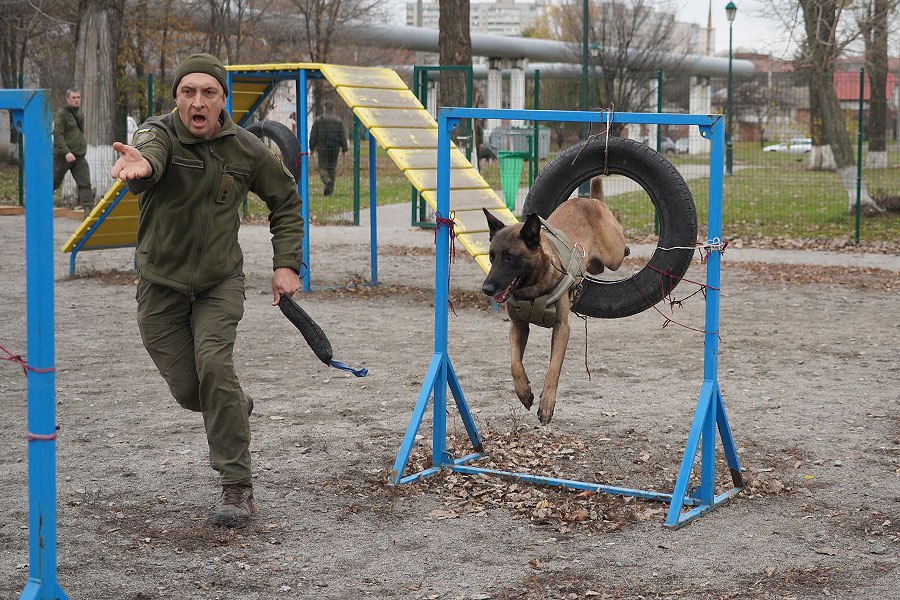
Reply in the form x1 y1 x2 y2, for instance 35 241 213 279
737 261 899 292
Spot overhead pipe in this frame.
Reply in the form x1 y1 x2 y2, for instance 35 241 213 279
338 23 755 79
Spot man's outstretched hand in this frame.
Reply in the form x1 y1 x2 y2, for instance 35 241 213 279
110 142 152 181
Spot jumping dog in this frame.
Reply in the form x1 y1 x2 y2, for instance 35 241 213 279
482 180 628 425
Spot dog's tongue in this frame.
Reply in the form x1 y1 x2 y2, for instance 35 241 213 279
492 278 518 304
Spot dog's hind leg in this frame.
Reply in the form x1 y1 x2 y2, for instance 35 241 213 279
538 316 570 425
509 319 534 410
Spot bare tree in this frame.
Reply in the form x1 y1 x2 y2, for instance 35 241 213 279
798 0 881 212
858 0 893 169
75 0 124 145
438 0 471 142
541 0 690 129
206 0 273 63
286 0 384 114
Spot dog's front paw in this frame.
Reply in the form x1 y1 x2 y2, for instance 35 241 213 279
515 386 534 410
537 406 555 425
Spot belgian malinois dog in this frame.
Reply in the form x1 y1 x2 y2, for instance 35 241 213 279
482 180 628 425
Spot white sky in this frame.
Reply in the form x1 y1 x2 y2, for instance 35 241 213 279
666 0 798 57
383 0 800 58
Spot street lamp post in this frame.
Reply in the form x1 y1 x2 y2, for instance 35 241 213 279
725 1 737 176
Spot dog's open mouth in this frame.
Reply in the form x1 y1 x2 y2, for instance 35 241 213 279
492 276 520 304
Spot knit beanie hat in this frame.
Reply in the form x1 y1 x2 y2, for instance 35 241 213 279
171 53 229 98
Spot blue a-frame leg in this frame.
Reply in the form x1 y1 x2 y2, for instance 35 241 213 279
391 107 743 529
1 88 69 598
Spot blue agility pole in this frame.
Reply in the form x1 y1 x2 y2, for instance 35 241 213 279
0 89 69 598
390 107 743 529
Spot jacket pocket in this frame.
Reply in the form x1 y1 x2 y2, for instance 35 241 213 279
171 156 204 169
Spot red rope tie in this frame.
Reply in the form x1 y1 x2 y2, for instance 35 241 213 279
0 342 55 376
629 274 718 336
434 212 459 316
27 425 60 442
433 212 457 264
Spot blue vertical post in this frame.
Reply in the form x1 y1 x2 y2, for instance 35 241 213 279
368 131 378 284
431 111 455 467
298 71 311 292
7 88 69 599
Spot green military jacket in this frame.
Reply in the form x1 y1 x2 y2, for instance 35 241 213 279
52 106 87 157
127 110 304 295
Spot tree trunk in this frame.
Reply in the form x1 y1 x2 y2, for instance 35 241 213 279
438 0 471 140
863 0 888 169
75 0 124 198
799 0 880 212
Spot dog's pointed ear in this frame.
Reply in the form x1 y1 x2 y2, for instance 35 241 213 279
520 213 542 249
484 208 507 240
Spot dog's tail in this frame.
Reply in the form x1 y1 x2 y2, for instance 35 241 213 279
590 177 604 202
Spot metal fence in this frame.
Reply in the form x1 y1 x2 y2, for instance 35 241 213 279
2 69 898 247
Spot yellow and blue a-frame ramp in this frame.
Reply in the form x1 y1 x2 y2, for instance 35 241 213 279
60 63 517 280
391 107 744 529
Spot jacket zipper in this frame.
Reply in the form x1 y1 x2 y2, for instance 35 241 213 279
190 143 217 296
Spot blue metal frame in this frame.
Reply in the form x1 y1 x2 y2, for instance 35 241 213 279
1 89 69 598
391 107 743 529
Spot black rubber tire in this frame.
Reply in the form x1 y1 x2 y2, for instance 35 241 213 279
246 120 302 181
523 136 698 319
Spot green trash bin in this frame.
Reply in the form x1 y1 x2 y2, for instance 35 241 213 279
498 151 530 211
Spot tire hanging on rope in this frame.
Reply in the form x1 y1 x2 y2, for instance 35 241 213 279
523 136 698 319
246 120 302 181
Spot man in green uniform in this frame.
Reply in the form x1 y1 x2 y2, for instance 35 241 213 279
308 101 347 196
110 54 304 528
53 88 94 212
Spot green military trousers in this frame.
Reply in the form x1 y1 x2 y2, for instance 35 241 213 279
316 148 339 187
52 154 94 211
136 276 252 485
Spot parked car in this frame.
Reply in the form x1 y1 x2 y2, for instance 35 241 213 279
638 136 677 154
659 136 676 154
762 137 812 153
674 138 690 154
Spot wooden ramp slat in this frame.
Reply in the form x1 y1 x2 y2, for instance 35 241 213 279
387 148 471 171
451 207 516 234
337 88 423 110
423 188 506 211
354 107 437 130
319 65 408 89
405 167 490 192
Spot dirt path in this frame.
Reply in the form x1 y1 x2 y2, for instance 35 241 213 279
1 211 898 599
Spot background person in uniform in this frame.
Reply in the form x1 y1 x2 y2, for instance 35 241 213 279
308 101 347 196
109 53 304 528
53 88 94 213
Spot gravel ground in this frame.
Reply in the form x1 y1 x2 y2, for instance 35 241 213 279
0 207 898 600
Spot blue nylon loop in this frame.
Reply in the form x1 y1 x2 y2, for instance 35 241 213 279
330 360 367 377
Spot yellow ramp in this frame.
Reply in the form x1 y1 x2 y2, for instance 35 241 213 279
62 63 517 273
61 180 140 253
319 64 515 272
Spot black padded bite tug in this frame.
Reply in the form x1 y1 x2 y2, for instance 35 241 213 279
278 294 333 365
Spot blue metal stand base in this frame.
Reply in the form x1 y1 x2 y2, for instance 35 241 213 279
390 107 743 530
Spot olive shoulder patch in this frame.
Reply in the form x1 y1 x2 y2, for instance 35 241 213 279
132 128 156 148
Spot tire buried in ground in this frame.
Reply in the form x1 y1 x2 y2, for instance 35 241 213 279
523 136 698 319
246 120 302 181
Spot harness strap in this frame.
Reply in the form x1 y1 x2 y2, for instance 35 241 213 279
507 219 587 328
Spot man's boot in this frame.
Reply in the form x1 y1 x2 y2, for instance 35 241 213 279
212 483 255 527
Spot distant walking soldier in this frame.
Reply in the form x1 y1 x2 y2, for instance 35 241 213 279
309 102 347 196
53 88 94 212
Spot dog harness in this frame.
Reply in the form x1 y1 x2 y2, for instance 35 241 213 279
507 218 586 328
